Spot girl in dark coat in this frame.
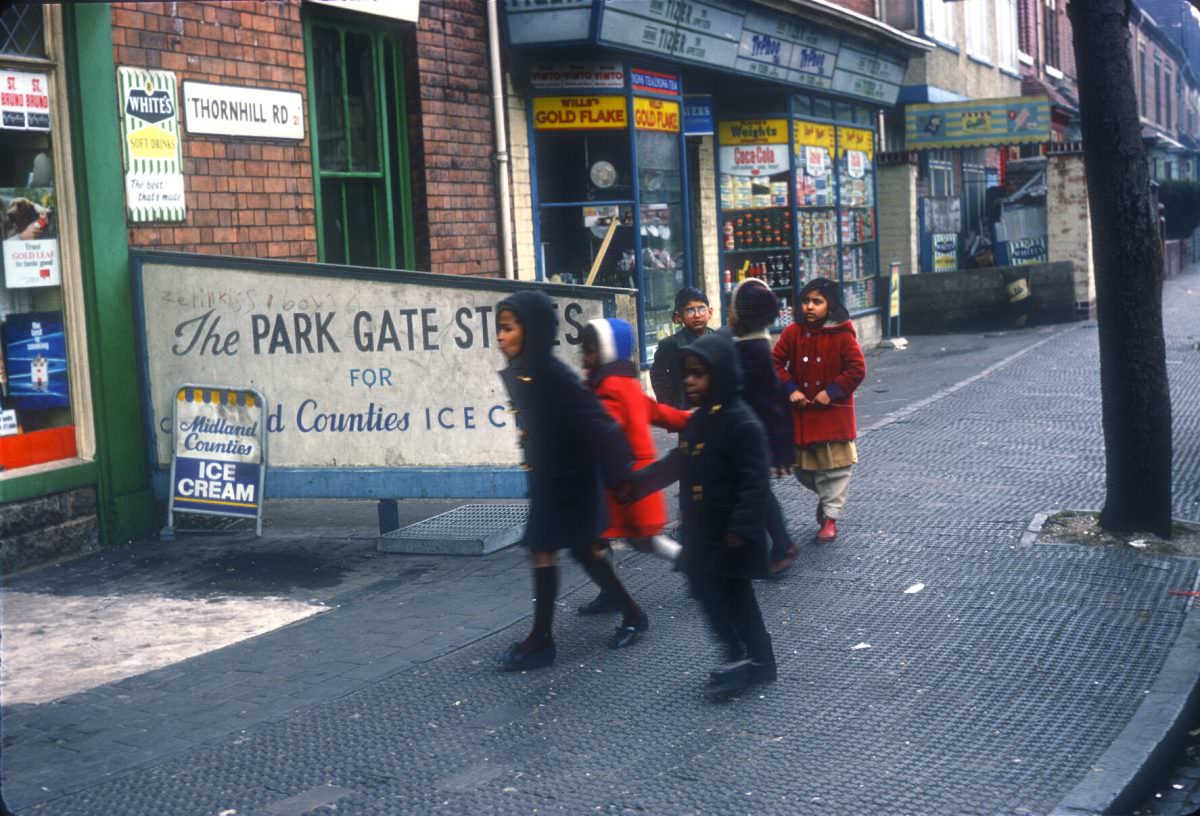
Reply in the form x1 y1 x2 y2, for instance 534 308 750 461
495 290 636 671
726 278 800 574
626 332 777 697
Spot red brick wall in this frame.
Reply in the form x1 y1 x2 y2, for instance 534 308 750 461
111 1 317 260
412 0 501 277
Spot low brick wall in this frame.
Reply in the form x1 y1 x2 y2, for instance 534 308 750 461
0 488 100 574
898 261 1078 334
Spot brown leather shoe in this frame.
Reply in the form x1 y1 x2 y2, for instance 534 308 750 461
815 518 838 543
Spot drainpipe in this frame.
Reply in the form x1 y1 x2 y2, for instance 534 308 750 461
486 0 515 280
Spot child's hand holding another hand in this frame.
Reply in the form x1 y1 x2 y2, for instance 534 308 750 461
812 390 832 406
789 391 809 408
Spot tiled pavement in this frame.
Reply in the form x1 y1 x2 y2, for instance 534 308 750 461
2 269 1198 815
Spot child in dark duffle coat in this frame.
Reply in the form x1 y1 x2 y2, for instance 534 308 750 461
495 290 637 671
650 287 714 409
575 317 693 645
771 277 866 544
725 278 800 575
623 333 777 698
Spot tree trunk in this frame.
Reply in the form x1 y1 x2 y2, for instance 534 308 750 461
1068 0 1173 538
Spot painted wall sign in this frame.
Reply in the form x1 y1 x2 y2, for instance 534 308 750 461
3 310 69 410
1 70 50 131
118 67 186 221
134 257 635 476
530 63 625 89
532 95 627 129
906 96 1051 150
170 386 265 523
683 94 713 135
182 81 304 140
633 97 680 132
505 0 592 44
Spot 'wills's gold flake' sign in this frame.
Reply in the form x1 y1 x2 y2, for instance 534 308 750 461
533 96 627 130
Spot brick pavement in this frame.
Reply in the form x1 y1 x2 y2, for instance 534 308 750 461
2 269 1199 815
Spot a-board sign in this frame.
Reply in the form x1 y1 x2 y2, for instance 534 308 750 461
133 252 637 499
169 384 266 535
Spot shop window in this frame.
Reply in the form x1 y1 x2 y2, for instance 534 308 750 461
966 0 991 62
1 6 81 471
530 87 689 361
304 14 414 269
962 159 989 246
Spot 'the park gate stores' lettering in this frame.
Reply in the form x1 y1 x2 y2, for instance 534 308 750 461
139 261 628 471
169 303 587 357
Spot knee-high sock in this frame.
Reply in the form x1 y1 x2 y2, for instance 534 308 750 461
571 544 640 624
529 565 558 645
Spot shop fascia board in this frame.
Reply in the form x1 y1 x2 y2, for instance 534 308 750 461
758 0 933 55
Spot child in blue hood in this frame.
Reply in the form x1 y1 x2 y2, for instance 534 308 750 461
624 332 777 697
494 290 636 671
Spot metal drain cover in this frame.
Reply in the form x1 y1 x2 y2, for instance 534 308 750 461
377 503 528 556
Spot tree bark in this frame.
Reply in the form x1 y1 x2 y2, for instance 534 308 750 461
1069 0 1173 537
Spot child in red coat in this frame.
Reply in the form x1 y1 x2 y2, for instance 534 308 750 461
580 317 691 648
771 277 866 543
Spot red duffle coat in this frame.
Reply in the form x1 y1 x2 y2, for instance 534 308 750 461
771 319 866 446
592 370 691 538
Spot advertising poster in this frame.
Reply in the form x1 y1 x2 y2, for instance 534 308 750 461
1 186 60 288
3 310 69 410
933 233 958 272
171 386 264 519
118 67 186 222
1 69 50 131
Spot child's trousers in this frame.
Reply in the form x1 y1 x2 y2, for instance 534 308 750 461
690 572 775 667
795 465 852 519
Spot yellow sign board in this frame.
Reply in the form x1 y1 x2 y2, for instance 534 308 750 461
718 119 788 145
889 265 900 318
837 126 875 160
633 97 680 133
127 124 178 159
532 96 627 130
792 119 836 152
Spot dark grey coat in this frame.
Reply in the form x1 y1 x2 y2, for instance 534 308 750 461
497 290 633 552
634 333 771 580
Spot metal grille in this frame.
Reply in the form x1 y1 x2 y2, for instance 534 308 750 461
378 503 527 556
1 5 45 58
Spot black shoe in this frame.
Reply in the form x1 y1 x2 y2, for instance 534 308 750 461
608 611 649 649
707 659 776 696
577 593 622 615
497 640 556 672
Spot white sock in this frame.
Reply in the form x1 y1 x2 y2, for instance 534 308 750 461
650 535 681 561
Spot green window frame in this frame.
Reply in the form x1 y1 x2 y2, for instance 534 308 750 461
303 12 415 269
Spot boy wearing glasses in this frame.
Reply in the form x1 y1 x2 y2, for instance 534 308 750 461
650 287 713 409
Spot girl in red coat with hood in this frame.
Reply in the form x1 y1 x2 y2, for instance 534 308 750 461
771 277 866 543
579 317 691 648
